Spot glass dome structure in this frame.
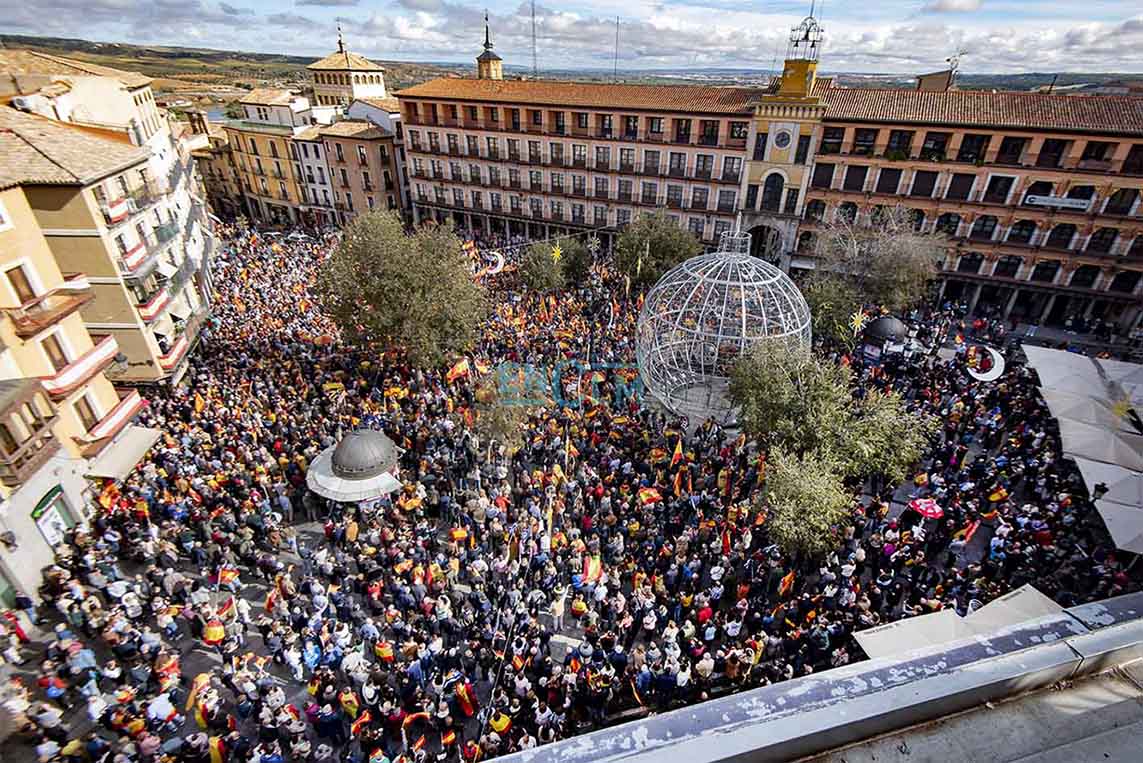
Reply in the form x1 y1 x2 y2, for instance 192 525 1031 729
635 231 812 425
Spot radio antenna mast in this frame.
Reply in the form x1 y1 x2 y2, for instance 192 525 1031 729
613 16 620 81
531 0 538 76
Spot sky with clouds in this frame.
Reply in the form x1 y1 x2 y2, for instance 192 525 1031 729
5 0 1143 74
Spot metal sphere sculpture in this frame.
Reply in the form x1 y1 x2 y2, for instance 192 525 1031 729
635 230 812 425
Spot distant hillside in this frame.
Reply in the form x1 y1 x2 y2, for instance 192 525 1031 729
0 34 461 92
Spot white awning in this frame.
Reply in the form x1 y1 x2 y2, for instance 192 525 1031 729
1040 389 1133 433
1094 499 1143 554
1056 418 1143 471
86 425 162 480
963 584 1062 632
157 259 179 279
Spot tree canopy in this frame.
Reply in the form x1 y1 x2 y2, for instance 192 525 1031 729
812 204 945 312
762 448 852 559
730 340 937 555
315 212 486 367
800 274 864 351
520 241 566 292
615 211 702 288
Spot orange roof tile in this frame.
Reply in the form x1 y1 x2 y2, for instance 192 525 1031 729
318 120 391 140
396 77 760 115
308 50 384 72
822 87 1143 136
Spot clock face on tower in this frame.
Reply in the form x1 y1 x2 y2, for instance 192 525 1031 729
775 131 792 149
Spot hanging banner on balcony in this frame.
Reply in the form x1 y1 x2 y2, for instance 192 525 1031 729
105 197 130 223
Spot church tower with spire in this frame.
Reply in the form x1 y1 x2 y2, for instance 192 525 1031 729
476 11 503 80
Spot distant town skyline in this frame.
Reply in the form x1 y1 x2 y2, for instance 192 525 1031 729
4 0 1143 74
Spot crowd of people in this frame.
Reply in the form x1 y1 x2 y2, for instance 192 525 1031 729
6 219 1140 763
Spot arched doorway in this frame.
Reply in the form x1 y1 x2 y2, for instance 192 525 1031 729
747 224 782 261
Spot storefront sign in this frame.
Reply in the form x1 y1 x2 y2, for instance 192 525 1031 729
31 485 69 547
1023 195 1090 211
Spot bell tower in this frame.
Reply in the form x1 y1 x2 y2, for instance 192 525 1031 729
476 11 504 80
741 7 827 268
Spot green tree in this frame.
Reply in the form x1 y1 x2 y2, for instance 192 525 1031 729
801 274 863 349
729 340 852 459
812 204 945 312
520 242 565 292
615 211 702 288
730 340 936 523
762 448 853 558
559 237 592 285
316 212 486 366
839 388 937 485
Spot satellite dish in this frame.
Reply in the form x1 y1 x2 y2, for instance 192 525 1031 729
966 345 1005 382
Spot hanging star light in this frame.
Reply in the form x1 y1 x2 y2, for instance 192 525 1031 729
587 235 601 255
1112 397 1133 419
551 243 563 262
849 310 868 336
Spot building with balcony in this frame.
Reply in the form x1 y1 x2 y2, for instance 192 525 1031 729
0 51 215 382
224 89 316 225
0 105 210 385
0 183 157 602
395 21 754 249
740 13 1143 330
189 112 244 219
319 119 404 224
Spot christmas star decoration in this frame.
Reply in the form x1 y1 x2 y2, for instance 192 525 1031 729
587 235 600 255
551 243 563 262
850 310 868 336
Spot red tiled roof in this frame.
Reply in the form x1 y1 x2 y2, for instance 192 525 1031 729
396 77 760 115
822 87 1143 136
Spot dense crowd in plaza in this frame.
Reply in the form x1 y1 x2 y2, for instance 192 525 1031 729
4 220 1139 763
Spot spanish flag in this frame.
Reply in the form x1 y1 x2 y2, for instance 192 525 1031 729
218 567 240 585
351 712 373 736
339 688 360 718
583 554 602 583
194 393 206 413
203 618 226 646
374 641 395 662
209 737 226 763
446 358 470 383
441 729 458 746
671 438 684 467
649 447 668 464
185 673 211 712
638 487 662 505
778 571 796 597
454 681 478 717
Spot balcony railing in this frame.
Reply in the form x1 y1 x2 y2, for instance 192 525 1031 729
137 286 172 322
0 380 60 487
3 273 93 338
40 334 119 400
78 389 146 458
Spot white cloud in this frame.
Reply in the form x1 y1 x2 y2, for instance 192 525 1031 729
1 0 1141 74
923 0 982 12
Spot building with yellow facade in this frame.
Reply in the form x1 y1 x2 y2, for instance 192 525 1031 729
0 152 159 601
0 51 215 386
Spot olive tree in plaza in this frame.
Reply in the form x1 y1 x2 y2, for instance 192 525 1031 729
811 204 946 313
316 211 487 366
520 242 566 292
731 340 937 557
762 448 852 559
616 211 703 288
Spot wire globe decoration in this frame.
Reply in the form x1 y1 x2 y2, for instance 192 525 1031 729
635 230 812 426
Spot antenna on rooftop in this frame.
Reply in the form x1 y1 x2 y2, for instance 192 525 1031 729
613 17 620 82
946 48 967 89
531 0 538 76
